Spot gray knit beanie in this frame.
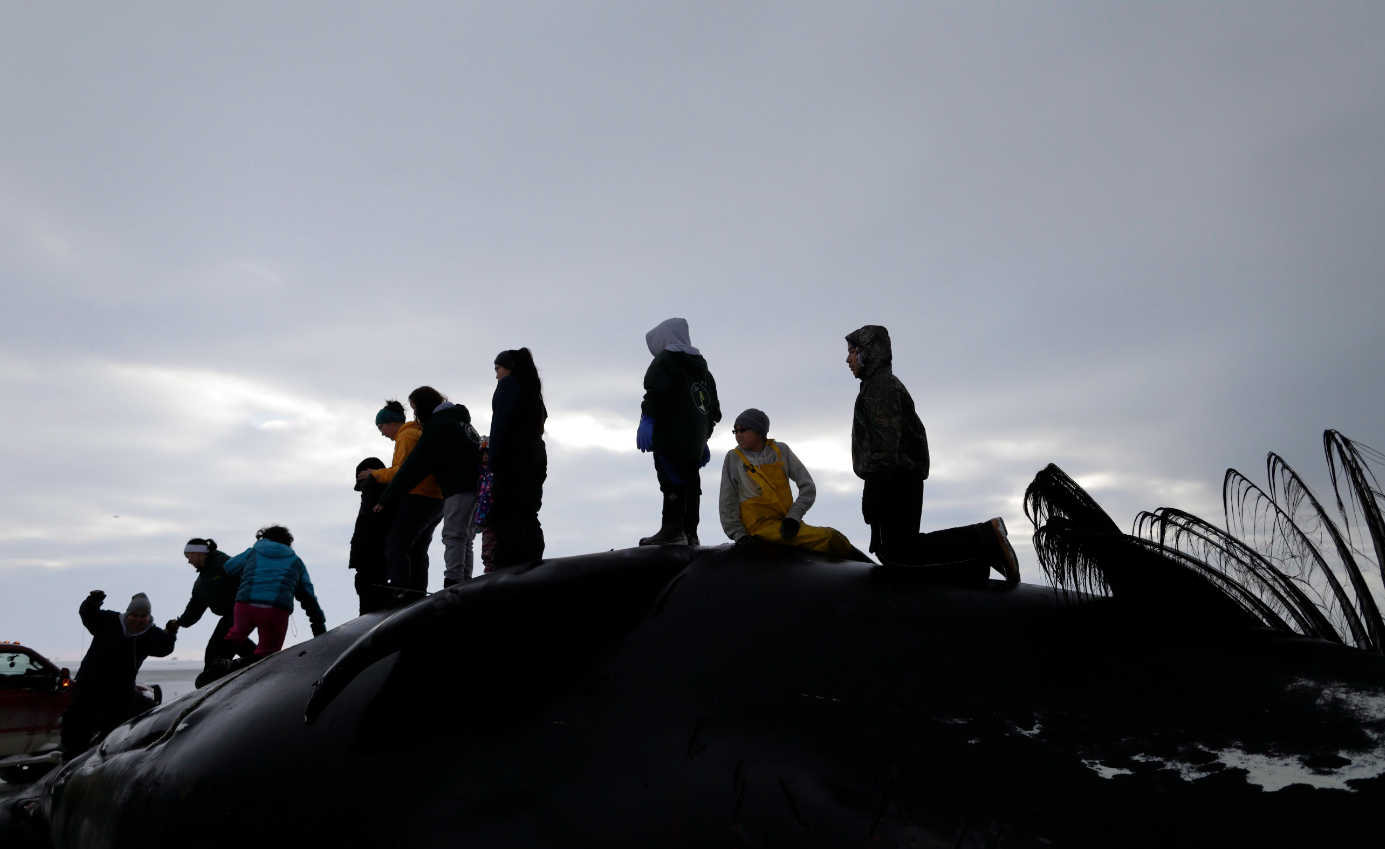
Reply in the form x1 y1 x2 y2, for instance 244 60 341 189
734 408 770 438
125 593 151 616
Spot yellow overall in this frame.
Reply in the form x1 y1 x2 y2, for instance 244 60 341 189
734 441 854 557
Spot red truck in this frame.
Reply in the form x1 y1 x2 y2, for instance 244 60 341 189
1 641 166 784
0 641 71 784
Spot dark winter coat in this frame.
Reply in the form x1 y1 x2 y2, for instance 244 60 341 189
379 404 484 504
641 351 722 461
75 595 177 690
176 550 240 628
846 325 929 481
351 468 395 575
490 375 546 476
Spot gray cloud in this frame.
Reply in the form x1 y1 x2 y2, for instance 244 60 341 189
3 2 1383 657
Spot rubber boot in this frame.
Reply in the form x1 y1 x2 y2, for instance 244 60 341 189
684 486 701 547
986 517 1021 583
640 487 689 546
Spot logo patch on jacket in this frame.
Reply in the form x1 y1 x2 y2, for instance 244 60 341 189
690 382 710 414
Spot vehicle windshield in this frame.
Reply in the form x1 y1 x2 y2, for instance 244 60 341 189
0 651 50 689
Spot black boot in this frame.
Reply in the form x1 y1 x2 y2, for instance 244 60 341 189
684 485 701 547
640 487 689 546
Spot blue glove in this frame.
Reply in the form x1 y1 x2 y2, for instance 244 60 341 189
700 443 711 468
636 415 655 452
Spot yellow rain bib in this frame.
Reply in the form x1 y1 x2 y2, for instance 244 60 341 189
734 441 854 557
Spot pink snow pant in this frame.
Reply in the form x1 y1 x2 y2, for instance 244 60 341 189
224 602 291 656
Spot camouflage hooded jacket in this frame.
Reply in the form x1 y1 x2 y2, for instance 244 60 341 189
846 325 929 480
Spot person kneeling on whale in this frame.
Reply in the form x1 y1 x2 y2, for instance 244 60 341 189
200 525 325 685
845 324 1019 580
719 408 855 557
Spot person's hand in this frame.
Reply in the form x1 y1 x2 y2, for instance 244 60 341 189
700 443 711 468
780 518 800 540
372 504 384 513
735 535 758 547
357 469 374 481
89 590 106 602
636 415 655 452
311 622 327 637
165 619 181 634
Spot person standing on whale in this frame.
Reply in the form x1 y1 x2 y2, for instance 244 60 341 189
845 324 1019 580
489 348 548 566
636 318 721 547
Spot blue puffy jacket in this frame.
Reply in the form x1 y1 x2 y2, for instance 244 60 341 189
225 539 325 628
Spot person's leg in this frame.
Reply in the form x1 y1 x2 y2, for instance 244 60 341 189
441 491 478 586
461 507 478 580
252 606 291 656
481 526 497 572
213 601 258 661
97 685 136 740
205 615 254 667
679 457 702 545
356 554 390 614
384 496 426 589
409 498 444 591
869 473 924 565
60 685 98 759
766 521 857 558
642 453 689 545
512 467 546 563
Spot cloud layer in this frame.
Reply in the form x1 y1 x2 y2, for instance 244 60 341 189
3 2 1383 658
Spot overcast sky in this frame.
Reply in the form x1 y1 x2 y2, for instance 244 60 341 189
3 2 1382 659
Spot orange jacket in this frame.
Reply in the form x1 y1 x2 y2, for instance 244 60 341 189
371 422 442 498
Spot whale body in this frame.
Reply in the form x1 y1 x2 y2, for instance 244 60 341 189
4 544 1383 847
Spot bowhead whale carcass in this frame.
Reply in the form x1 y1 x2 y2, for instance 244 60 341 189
3 540 1383 848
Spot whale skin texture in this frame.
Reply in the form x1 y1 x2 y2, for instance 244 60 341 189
3 543 1383 847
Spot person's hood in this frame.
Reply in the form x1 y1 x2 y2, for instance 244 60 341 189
432 403 471 424
399 421 421 436
845 325 892 380
355 456 385 492
121 617 153 638
646 318 700 357
252 538 296 560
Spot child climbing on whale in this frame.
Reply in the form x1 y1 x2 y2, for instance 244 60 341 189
718 408 855 556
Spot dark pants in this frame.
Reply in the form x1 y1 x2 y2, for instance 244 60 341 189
386 494 444 591
654 452 702 538
354 562 392 614
491 463 546 567
863 471 989 569
61 682 133 759
203 614 256 667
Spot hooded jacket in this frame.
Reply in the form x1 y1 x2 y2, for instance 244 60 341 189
846 325 929 480
75 594 176 689
379 403 484 504
176 549 240 628
351 458 395 574
225 539 325 628
641 319 722 461
371 422 443 499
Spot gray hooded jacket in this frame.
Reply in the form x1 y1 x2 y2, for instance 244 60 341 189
845 325 929 480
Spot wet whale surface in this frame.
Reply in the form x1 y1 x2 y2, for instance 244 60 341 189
5 544 1384 847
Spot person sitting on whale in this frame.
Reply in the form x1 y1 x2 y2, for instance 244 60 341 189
845 324 1019 580
719 408 855 557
